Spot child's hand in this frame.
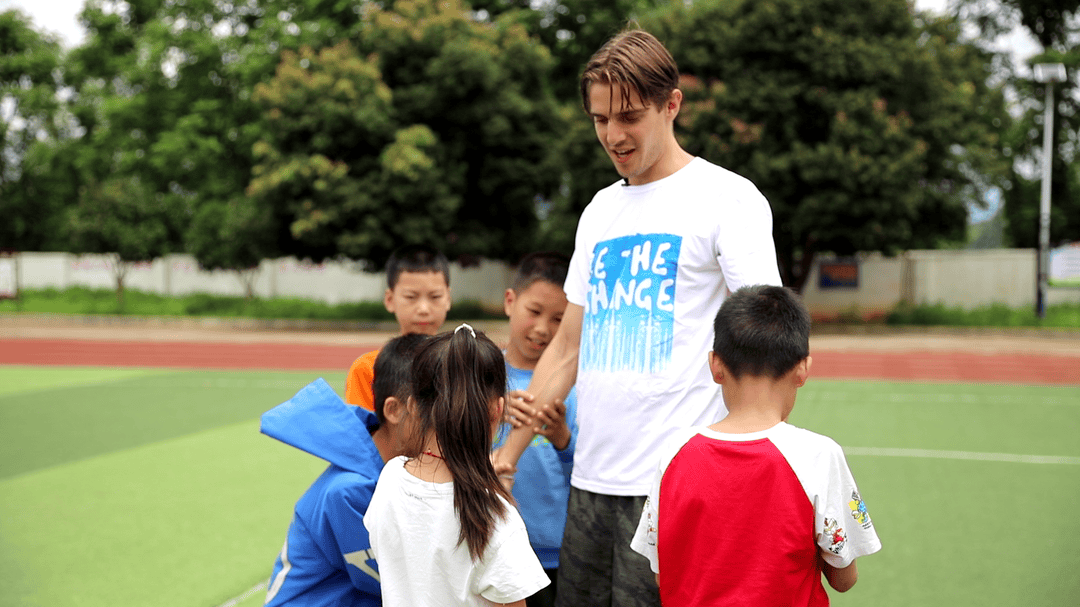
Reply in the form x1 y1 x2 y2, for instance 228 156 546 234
504 390 536 428
532 398 571 451
490 449 517 494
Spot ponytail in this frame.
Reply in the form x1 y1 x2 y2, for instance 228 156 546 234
410 324 510 560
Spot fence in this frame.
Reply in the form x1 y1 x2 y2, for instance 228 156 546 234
6 249 1079 318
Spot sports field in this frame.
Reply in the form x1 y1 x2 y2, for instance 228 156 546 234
1 333 1078 606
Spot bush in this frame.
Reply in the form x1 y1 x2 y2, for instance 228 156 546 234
886 301 1080 328
0 287 503 321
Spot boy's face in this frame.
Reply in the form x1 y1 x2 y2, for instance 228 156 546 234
587 81 679 186
384 271 451 335
503 280 568 370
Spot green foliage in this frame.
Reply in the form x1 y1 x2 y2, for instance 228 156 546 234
0 9 67 250
957 0 1080 248
645 0 1011 290
887 300 1080 327
245 0 566 269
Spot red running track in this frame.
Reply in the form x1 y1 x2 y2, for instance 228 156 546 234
1 339 1078 385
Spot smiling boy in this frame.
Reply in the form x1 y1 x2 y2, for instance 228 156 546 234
496 251 578 607
345 245 451 411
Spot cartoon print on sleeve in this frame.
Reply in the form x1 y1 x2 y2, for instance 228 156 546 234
848 490 872 529
822 518 847 555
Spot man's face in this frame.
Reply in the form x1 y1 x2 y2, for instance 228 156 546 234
384 271 451 335
588 82 675 185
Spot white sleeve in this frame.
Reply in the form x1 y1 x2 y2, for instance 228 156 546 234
474 510 551 603
812 444 882 569
564 200 598 308
629 473 661 573
715 184 782 291
630 428 700 574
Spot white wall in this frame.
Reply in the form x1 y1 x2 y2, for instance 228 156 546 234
801 249 1080 319
13 253 511 310
10 249 1080 316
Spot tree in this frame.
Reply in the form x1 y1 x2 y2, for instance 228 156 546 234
65 175 179 307
644 0 1010 290
958 0 1080 247
247 0 565 270
186 196 276 298
0 10 67 251
467 0 664 256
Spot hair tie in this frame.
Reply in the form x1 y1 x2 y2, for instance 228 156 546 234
454 323 476 338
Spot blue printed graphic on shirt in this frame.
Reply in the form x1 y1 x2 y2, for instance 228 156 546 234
581 234 681 374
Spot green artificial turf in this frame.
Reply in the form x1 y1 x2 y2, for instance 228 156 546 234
0 367 345 479
0 419 327 607
790 380 1080 606
0 367 347 607
0 370 1077 606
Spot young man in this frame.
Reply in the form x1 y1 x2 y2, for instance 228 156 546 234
495 251 579 607
263 334 428 606
494 29 782 607
630 285 881 605
345 245 451 411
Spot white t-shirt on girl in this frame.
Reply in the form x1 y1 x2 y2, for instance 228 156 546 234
364 456 549 606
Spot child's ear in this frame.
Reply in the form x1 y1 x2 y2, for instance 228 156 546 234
708 351 726 385
382 396 405 424
793 356 812 388
503 288 515 317
491 396 505 424
383 287 395 313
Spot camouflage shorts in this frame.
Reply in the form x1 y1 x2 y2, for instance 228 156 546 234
554 487 660 607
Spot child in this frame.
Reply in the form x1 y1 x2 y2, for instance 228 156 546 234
630 285 881 606
346 245 451 411
494 251 578 607
262 333 429 607
364 325 550 606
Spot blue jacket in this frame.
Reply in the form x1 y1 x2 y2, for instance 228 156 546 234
261 379 384 607
494 364 578 569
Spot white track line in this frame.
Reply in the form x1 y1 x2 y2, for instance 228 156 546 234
216 581 266 607
845 447 1080 465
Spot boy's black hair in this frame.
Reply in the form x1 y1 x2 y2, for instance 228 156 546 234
385 245 451 290
712 285 811 379
511 251 570 292
372 333 429 425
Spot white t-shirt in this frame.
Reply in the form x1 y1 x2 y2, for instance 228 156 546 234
564 157 782 495
363 457 549 607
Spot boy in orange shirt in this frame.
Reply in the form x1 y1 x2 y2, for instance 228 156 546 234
345 245 451 410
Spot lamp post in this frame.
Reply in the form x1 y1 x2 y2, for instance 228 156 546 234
1033 63 1066 319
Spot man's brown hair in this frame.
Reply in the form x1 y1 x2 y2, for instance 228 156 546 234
579 29 680 114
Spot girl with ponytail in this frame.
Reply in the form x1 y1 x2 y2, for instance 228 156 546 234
364 324 550 606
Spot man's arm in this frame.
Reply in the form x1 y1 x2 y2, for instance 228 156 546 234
495 303 582 467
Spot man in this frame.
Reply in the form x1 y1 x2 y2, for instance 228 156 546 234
495 29 782 606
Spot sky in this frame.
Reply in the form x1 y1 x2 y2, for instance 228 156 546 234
0 0 1044 69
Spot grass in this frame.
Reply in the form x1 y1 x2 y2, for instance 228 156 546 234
0 287 503 321
886 301 1080 328
3 287 1079 328
1 368 1078 607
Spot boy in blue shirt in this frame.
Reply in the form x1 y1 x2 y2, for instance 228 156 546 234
261 333 428 606
495 251 579 607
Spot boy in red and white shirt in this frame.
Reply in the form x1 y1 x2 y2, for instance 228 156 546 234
630 285 881 606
